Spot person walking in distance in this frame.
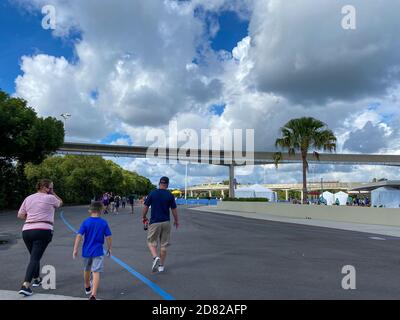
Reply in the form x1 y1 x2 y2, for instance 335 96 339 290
102 192 110 214
142 177 178 273
17 179 63 296
109 193 115 213
128 194 135 214
114 195 121 214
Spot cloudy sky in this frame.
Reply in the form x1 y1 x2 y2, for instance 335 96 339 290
1 0 400 188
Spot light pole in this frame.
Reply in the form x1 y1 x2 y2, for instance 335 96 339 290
183 130 191 202
60 113 71 134
263 164 267 184
185 162 188 201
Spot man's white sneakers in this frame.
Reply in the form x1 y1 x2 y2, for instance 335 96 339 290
152 257 160 272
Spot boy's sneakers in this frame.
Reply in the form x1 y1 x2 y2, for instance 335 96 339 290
158 265 165 273
85 287 92 295
18 285 33 296
152 257 160 272
32 277 42 287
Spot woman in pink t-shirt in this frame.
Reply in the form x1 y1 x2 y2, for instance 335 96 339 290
17 179 63 296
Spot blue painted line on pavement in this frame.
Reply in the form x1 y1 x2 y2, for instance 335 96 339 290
60 211 176 300
60 211 78 234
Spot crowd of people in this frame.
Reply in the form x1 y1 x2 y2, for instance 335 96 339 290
317 196 371 206
99 192 135 214
290 195 371 206
347 196 370 207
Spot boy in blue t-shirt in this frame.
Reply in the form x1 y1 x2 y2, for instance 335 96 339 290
73 201 112 300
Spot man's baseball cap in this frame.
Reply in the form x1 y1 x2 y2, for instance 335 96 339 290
159 176 169 185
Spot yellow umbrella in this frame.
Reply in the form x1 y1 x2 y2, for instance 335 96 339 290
171 190 182 196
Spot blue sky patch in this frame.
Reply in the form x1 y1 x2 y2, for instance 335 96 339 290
193 6 249 64
0 1 78 94
210 11 249 53
90 89 99 101
367 102 381 111
100 132 132 145
210 103 226 116
382 113 394 124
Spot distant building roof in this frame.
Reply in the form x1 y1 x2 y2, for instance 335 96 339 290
349 180 400 192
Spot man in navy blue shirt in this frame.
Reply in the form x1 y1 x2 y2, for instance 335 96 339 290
73 201 112 300
142 176 178 273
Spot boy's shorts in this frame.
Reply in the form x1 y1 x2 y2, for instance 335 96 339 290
83 256 104 273
147 221 171 248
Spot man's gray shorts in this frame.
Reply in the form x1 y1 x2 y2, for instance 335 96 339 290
83 256 104 273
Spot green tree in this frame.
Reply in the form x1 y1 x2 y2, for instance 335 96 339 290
0 92 64 164
273 117 337 202
24 155 155 204
0 91 64 208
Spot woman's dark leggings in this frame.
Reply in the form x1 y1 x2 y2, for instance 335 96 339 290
22 229 53 283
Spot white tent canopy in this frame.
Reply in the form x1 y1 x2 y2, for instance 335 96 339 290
252 184 277 201
320 191 334 205
334 191 349 206
371 187 400 208
236 184 277 202
235 186 255 199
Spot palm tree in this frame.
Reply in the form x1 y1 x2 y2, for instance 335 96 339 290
274 117 337 203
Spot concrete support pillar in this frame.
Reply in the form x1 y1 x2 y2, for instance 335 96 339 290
221 189 225 198
301 190 304 203
229 164 235 198
209 190 212 197
190 190 193 197
285 189 289 201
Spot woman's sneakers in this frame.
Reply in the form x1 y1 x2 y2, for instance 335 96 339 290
18 285 33 296
89 295 97 300
158 265 165 273
85 287 92 295
32 277 42 287
19 278 41 296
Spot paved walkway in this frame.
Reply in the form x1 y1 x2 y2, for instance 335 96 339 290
3 205 400 299
190 206 400 238
0 290 85 300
